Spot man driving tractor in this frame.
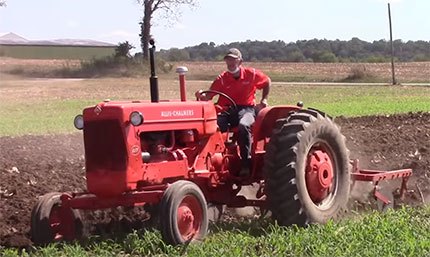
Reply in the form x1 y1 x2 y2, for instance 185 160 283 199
198 48 271 175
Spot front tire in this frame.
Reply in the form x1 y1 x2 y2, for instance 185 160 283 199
30 192 83 245
264 109 350 226
160 180 208 245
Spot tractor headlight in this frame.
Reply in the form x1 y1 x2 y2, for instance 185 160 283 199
130 111 144 126
74 115 84 130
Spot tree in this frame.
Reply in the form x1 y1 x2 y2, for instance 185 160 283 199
315 51 338 63
115 41 134 59
137 0 198 60
0 1 6 7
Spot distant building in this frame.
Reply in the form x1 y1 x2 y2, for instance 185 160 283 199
0 33 116 59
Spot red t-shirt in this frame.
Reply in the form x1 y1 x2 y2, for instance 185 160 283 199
210 66 269 107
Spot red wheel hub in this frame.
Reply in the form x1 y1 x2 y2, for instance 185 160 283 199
305 148 334 203
49 206 63 240
49 205 76 241
177 195 202 240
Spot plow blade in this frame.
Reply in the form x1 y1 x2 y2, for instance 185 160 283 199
350 159 412 209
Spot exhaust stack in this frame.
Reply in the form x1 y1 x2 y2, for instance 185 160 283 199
148 39 159 103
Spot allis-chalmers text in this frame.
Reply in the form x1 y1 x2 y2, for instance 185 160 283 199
160 110 194 117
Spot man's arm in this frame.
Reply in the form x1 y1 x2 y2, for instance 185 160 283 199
260 78 271 106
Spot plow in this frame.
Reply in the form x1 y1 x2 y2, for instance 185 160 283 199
30 41 413 245
350 159 411 210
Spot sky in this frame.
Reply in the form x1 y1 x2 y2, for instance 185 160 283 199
0 0 429 52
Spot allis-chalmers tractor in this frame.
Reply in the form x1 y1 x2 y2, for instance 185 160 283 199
30 41 412 246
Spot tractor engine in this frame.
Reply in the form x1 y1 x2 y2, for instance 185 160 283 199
139 129 201 162
140 131 178 162
75 99 222 197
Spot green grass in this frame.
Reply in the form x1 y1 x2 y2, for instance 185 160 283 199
1 206 429 257
271 84 430 117
0 99 95 135
1 79 430 136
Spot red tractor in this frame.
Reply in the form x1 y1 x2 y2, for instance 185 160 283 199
30 41 412 246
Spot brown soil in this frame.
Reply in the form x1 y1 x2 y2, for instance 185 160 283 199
1 112 429 248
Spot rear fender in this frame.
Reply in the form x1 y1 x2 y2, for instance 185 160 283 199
250 105 301 178
252 105 301 143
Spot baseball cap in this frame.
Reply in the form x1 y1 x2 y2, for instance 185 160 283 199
224 48 242 60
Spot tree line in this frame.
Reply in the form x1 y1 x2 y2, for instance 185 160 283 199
157 38 430 63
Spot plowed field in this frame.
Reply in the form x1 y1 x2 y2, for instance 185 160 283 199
1 112 429 247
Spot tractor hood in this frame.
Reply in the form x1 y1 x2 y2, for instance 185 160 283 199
82 99 218 135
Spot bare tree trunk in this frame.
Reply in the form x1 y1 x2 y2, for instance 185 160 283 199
138 0 196 60
140 1 153 60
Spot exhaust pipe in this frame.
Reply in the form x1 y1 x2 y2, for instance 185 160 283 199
148 39 159 103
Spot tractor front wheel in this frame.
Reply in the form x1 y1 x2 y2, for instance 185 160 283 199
264 109 350 226
160 180 208 245
30 192 83 245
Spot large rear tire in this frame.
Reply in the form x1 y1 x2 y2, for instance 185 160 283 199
30 192 83 245
160 181 208 245
264 109 350 226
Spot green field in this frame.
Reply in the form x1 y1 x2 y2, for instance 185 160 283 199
0 78 429 136
1 207 429 257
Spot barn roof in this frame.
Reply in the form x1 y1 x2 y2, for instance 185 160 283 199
0 33 116 47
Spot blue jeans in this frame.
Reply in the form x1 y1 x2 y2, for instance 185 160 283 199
217 106 255 165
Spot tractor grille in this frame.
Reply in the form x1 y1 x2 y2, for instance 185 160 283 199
84 120 127 172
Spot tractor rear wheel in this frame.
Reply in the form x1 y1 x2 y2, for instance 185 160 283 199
30 192 83 245
264 109 350 226
160 180 208 245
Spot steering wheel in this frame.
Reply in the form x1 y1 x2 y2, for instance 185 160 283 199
197 90 238 115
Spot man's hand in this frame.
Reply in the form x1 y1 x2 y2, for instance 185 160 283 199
195 90 207 101
260 98 268 108
255 99 269 113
